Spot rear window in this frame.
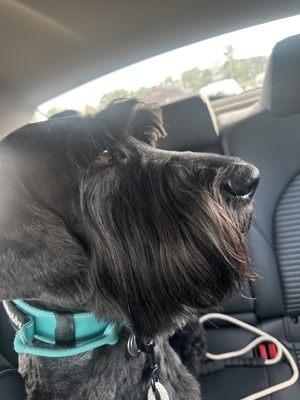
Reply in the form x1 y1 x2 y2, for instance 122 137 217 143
36 14 300 120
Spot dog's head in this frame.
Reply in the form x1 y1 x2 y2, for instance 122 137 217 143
0 99 259 340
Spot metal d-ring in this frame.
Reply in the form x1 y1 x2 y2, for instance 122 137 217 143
127 334 141 357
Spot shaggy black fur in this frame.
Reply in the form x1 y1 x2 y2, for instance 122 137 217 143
0 99 259 399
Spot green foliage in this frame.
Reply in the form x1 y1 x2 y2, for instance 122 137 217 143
46 107 64 117
222 45 268 88
99 89 131 109
181 68 212 90
84 104 98 115
134 86 152 99
222 56 267 88
224 45 234 62
163 76 181 87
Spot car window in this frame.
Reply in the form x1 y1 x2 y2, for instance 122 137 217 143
35 14 300 120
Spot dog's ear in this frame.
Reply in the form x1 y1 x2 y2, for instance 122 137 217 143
0 171 90 306
99 99 167 146
49 110 80 119
128 101 167 146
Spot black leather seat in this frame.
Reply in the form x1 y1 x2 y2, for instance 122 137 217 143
0 304 18 368
0 368 25 400
206 34 300 399
0 305 24 399
160 95 221 153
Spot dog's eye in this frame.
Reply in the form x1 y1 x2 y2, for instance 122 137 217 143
98 149 112 162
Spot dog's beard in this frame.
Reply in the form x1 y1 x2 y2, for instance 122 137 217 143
81 163 255 340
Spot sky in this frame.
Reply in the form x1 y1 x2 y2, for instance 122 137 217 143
37 14 300 116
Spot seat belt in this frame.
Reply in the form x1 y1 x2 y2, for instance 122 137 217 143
200 313 299 400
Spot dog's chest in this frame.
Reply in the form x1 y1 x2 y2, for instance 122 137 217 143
20 341 201 400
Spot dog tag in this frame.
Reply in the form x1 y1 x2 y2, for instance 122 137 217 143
147 382 170 400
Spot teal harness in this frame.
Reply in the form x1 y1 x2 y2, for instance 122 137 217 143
4 301 170 400
3 300 120 358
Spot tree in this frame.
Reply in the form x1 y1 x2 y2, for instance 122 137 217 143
224 45 235 79
162 76 180 87
84 104 97 115
221 54 268 88
99 89 130 109
133 86 152 100
46 107 64 118
181 68 212 91
224 45 234 62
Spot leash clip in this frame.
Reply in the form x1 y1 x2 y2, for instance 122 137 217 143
140 340 170 400
127 336 169 400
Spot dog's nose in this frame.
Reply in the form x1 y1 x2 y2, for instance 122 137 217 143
221 164 260 199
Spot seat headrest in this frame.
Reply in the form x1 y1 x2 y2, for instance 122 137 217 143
159 95 219 151
261 34 300 116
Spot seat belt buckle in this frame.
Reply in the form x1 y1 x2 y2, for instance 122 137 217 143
256 342 278 360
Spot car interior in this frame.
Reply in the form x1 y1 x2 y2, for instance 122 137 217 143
1 1 300 399
159 34 300 400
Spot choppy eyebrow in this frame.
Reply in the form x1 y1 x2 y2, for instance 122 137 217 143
103 128 116 142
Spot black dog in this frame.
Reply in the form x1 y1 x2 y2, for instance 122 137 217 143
0 99 259 399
